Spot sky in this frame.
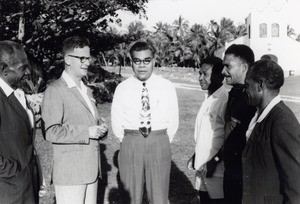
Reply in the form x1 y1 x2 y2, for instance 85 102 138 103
115 0 300 33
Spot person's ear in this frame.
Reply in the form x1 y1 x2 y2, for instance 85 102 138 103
64 55 71 66
0 63 9 76
257 80 264 92
241 63 248 72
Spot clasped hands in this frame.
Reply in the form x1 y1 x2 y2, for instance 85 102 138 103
88 118 108 140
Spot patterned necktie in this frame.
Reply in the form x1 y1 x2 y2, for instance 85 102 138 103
139 82 151 138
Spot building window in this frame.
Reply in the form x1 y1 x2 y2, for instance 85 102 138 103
272 23 279 37
259 23 267 38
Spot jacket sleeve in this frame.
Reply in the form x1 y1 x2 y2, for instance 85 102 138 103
271 109 300 204
41 84 90 144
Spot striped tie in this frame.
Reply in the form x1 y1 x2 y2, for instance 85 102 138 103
139 82 151 137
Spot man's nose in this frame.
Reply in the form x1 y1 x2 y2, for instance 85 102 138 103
221 67 226 75
199 74 204 81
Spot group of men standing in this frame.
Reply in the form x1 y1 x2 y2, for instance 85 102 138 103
189 44 300 204
0 36 299 204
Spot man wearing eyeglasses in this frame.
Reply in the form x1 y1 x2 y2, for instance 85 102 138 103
42 36 108 204
111 41 179 203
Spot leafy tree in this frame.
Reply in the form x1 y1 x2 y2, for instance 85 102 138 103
102 15 246 70
233 24 247 38
188 24 209 67
173 15 189 39
0 0 148 104
0 0 148 69
127 21 146 41
151 22 173 67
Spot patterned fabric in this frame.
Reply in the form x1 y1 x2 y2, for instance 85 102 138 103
139 82 151 137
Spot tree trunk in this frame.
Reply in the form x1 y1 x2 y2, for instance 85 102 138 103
99 52 108 67
18 0 25 42
118 65 122 75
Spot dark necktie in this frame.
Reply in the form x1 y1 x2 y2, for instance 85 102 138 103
139 82 151 138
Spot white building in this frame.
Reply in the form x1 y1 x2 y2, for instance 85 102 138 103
225 0 300 76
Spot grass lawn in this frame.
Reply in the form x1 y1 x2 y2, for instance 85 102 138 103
37 67 300 204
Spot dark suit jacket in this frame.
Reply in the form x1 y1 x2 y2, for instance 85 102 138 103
223 84 256 203
242 101 300 204
0 87 36 203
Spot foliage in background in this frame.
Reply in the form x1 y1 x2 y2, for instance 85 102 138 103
0 0 148 63
0 0 147 103
102 16 249 70
1 0 299 103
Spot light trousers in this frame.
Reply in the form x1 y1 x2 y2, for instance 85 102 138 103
54 180 98 204
118 129 172 204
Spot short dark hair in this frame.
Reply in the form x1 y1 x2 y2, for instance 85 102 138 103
129 41 156 58
62 36 90 56
201 56 224 91
248 59 284 90
0 40 25 68
260 54 278 63
225 44 255 66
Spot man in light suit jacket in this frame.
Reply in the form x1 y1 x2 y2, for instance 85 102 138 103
0 41 38 203
243 59 300 204
42 36 108 204
187 56 227 204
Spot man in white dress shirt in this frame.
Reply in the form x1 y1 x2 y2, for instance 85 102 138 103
111 41 179 204
187 56 228 204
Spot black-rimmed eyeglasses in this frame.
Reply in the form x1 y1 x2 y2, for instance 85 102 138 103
68 55 93 63
132 58 153 65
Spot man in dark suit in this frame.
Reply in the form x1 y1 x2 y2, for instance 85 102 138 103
243 59 300 204
0 41 37 203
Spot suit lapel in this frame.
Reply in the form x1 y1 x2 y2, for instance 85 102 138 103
0 88 32 132
59 77 96 120
87 87 99 119
70 87 95 116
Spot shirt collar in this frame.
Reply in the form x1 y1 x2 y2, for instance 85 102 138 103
0 77 14 97
133 74 156 85
257 95 281 123
205 85 226 99
211 85 226 98
62 70 84 89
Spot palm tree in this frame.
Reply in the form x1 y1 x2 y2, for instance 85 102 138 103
208 17 235 55
153 22 164 33
233 24 247 38
173 15 189 39
188 24 210 68
127 21 145 41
